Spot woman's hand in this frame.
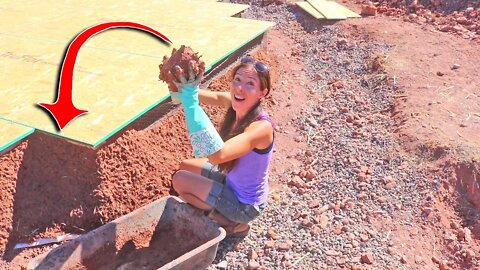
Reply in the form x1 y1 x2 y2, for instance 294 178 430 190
173 60 203 93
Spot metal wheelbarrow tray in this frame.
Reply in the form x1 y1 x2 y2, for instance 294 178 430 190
26 196 226 270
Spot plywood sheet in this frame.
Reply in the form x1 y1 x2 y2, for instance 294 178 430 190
1 2 250 40
0 0 249 23
0 119 34 152
326 1 361 18
296 2 326 19
0 35 171 146
0 0 274 147
307 0 347 20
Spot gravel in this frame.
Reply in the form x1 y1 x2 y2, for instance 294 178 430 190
207 2 443 269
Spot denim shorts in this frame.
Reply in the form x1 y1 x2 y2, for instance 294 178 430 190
202 161 266 224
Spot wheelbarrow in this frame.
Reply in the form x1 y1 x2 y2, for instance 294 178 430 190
26 196 226 270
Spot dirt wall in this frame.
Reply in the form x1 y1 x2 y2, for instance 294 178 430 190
0 110 202 266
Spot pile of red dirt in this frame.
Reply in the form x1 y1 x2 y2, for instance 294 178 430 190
360 0 480 40
0 111 191 267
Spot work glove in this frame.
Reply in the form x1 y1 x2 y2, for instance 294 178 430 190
173 64 224 158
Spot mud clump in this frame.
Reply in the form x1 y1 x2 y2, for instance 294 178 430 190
371 54 388 72
158 45 205 92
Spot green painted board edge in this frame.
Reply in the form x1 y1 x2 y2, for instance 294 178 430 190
92 94 171 148
94 20 275 148
205 21 276 71
8 93 171 149
0 118 35 153
0 117 94 148
96 20 275 148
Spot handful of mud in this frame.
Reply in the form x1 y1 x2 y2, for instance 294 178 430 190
158 45 205 92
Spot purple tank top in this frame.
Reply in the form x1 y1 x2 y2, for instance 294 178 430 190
226 113 274 207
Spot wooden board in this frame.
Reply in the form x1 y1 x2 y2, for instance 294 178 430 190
0 0 274 147
307 0 347 20
296 2 326 19
0 118 34 152
326 1 361 18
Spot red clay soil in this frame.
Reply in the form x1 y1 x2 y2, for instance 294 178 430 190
338 10 480 205
339 2 480 268
158 45 206 92
76 219 206 270
356 0 480 41
0 39 288 268
0 2 479 269
0 115 192 267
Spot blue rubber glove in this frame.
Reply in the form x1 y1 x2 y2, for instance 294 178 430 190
175 66 224 158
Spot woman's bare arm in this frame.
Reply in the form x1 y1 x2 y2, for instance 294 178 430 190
198 89 231 107
207 120 273 165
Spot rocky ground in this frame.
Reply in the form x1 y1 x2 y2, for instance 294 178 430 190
0 0 478 269
361 0 480 41
205 1 480 269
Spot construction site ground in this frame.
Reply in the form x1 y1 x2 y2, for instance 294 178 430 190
0 0 479 269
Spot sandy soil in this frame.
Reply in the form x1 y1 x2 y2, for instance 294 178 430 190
0 0 479 269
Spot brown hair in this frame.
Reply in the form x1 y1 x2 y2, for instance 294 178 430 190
218 62 271 172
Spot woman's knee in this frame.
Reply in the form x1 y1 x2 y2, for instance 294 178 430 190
179 158 207 174
172 170 188 192
178 159 191 171
172 170 214 199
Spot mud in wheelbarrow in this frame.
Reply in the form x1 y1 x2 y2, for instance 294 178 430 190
26 196 226 270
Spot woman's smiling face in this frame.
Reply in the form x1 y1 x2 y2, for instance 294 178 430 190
230 66 267 116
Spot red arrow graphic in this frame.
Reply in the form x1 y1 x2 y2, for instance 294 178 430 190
39 22 172 130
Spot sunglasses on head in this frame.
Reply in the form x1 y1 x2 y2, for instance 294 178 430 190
240 56 269 73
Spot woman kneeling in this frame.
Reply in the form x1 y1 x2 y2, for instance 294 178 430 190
172 56 274 237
